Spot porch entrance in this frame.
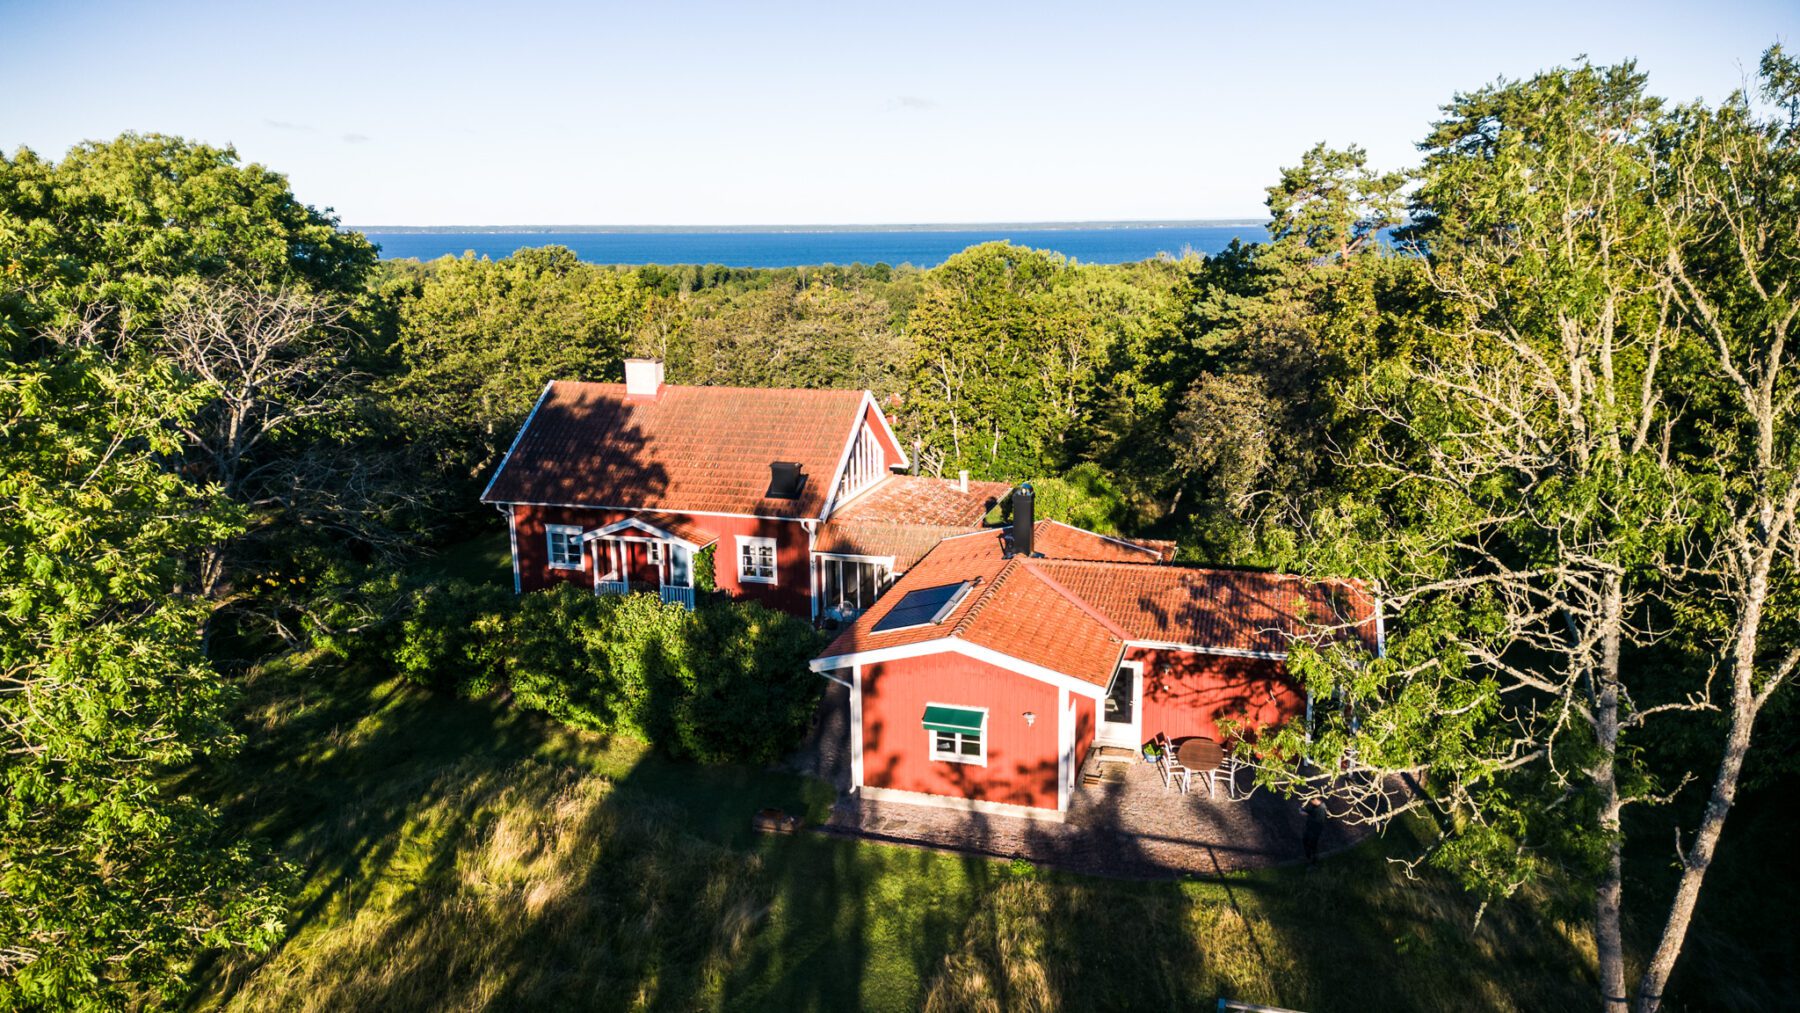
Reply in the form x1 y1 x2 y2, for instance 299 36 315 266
1096 660 1143 748
584 524 704 610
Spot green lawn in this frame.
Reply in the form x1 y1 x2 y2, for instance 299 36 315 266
189 642 1599 1012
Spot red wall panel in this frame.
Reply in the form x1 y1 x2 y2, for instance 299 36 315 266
861 653 1062 809
508 504 814 617
1130 648 1305 747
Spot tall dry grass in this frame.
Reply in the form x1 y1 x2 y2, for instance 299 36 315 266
215 759 771 1011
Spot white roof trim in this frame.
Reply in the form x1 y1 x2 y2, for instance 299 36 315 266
479 379 554 503
810 637 1107 700
819 391 909 521
479 500 811 523
1125 639 1287 661
1039 519 1164 559
866 390 909 470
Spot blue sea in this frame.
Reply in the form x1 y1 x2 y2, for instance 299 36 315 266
359 225 1268 268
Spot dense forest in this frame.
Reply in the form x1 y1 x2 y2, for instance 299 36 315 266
3 49 1797 1011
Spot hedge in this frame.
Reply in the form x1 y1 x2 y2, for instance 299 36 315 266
386 580 824 764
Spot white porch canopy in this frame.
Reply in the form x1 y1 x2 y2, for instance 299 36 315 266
579 517 717 609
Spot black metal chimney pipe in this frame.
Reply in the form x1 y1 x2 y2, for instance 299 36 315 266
1012 483 1036 557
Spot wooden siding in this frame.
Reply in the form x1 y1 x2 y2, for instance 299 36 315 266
861 652 1061 810
509 504 813 616
1129 647 1305 746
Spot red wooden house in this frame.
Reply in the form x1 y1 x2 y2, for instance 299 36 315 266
810 489 1382 821
480 359 1008 618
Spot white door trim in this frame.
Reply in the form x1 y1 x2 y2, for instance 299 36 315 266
1095 660 1143 748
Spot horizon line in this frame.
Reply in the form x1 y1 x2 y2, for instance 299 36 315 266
347 218 1271 235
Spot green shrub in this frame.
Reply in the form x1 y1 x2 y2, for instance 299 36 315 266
658 601 824 764
693 544 717 592
510 585 689 736
392 579 512 695
1020 463 1130 534
386 581 824 764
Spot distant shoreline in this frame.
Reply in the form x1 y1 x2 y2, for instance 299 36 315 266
349 219 1268 235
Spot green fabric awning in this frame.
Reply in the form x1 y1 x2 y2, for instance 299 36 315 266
922 705 985 734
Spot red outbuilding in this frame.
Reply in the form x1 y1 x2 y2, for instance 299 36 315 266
811 490 1382 821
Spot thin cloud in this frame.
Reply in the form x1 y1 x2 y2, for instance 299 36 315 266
342 133 371 144
264 119 313 131
889 95 938 111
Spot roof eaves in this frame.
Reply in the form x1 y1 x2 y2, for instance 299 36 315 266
479 378 555 504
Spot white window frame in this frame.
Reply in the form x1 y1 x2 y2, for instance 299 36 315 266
546 524 584 570
647 540 664 566
926 703 988 766
816 552 895 619
736 535 778 585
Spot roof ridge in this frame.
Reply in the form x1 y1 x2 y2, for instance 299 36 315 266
1018 560 1130 641
550 378 868 398
949 558 1021 639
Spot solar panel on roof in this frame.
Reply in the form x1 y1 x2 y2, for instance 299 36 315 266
871 580 972 632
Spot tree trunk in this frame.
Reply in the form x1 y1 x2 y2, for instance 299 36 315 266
1594 578 1629 1013
1632 575 1767 1013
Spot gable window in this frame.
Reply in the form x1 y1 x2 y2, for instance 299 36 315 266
546 525 584 570
834 421 886 507
923 704 987 766
737 535 778 584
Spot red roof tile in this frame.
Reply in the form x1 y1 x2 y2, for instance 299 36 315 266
831 475 1012 527
1027 520 1176 563
820 530 1126 686
819 522 1378 682
814 475 1013 569
481 381 869 518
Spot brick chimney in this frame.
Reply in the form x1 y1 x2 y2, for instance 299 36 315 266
624 358 664 398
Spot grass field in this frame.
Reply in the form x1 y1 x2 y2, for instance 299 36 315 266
187 637 1600 1012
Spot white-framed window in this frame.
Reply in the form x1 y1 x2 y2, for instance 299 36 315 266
647 541 664 566
924 704 987 766
818 554 894 619
737 535 778 584
546 525 584 570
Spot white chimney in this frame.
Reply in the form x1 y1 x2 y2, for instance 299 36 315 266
624 358 664 398
958 469 969 494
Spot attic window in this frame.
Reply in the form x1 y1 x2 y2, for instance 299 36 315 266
767 461 807 499
871 580 973 633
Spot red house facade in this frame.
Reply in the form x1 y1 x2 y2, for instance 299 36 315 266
481 360 1007 618
811 501 1381 820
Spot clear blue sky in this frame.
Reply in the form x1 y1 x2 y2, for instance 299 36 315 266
2 0 1793 226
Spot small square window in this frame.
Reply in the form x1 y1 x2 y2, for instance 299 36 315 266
925 706 987 767
546 525 584 569
737 536 777 584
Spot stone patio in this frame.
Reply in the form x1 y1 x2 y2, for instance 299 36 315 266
788 687 1390 879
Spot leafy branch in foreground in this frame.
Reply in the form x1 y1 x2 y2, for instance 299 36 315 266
1252 51 1800 1013
0 354 290 1009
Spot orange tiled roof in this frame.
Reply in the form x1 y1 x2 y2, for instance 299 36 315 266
820 529 1126 686
819 522 1378 682
1025 520 1176 563
1028 559 1377 655
481 381 869 519
814 475 1013 569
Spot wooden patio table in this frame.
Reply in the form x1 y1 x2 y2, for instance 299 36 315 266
1176 737 1226 798
1176 737 1224 771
